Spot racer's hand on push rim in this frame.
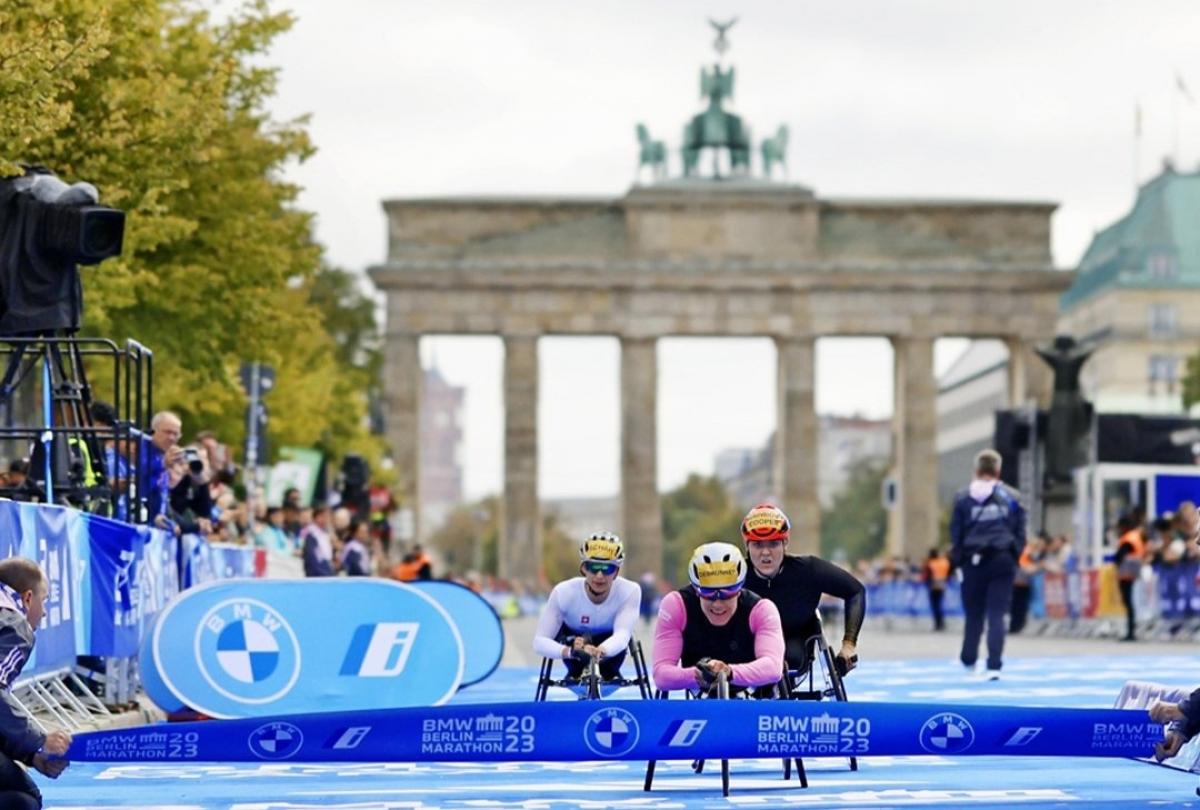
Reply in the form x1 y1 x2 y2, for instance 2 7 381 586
837 641 859 674
694 658 730 688
1156 729 1187 762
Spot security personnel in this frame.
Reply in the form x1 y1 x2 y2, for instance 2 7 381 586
949 448 1026 679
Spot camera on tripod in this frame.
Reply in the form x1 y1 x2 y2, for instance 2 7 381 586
0 165 125 335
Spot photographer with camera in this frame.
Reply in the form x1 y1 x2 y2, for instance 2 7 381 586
167 444 214 538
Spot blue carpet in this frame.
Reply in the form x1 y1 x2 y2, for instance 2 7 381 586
42 654 1200 808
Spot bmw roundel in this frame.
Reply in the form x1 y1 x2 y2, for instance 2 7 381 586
919 711 976 754
583 707 640 757
248 721 304 760
194 598 301 705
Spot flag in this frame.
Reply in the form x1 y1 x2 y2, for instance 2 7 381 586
1176 71 1196 105
1135 101 1142 137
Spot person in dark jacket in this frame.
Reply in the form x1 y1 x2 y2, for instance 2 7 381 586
300 506 336 577
740 502 865 675
0 557 72 809
339 519 372 576
949 448 1026 679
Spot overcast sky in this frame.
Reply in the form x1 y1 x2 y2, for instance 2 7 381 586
265 0 1200 500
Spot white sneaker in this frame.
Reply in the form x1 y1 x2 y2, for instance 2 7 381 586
984 669 1001 681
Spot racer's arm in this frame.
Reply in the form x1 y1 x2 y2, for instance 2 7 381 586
531 586 571 660
808 556 866 645
651 591 696 691
597 583 640 658
728 599 784 688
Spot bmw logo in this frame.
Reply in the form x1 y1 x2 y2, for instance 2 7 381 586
195 598 301 705
919 712 976 754
583 707 640 758
248 721 304 760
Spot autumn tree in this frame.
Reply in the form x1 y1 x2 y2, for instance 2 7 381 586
0 1 381 464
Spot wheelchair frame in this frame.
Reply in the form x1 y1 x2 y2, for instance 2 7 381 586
533 637 652 701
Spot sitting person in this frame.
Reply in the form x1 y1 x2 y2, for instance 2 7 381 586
741 503 865 675
653 542 784 693
532 531 640 680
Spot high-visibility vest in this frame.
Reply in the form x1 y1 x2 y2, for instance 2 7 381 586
1116 530 1144 581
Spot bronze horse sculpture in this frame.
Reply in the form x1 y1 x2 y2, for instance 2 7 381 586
636 123 668 181
761 124 789 179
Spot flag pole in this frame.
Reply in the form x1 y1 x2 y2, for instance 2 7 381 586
1133 100 1141 193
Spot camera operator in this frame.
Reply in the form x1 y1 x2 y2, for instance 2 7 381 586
167 445 214 538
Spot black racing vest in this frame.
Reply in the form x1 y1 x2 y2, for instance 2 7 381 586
679 588 762 667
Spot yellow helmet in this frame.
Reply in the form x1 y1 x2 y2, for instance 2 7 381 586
580 531 624 564
688 542 746 590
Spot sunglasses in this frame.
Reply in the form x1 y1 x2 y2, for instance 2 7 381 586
583 562 620 577
693 584 743 601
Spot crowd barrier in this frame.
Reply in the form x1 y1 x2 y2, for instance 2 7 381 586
0 500 260 695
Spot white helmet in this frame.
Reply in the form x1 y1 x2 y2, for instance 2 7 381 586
687 542 746 589
580 531 624 564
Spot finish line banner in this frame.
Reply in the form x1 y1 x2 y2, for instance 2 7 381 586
71 699 1165 763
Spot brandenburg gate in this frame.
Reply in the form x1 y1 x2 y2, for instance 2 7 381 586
369 23 1070 580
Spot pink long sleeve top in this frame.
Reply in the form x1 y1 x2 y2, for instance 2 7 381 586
651 590 785 691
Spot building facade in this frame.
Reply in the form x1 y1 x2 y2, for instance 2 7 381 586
1059 164 1200 415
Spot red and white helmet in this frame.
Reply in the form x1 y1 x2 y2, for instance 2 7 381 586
740 502 790 543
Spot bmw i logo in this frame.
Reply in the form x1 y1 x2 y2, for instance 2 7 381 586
919 712 976 754
195 598 301 705
248 721 304 760
583 707 640 757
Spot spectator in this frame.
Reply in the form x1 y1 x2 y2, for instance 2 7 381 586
0 557 72 809
168 445 214 537
89 401 129 521
253 507 291 554
391 545 433 582
140 411 181 527
921 547 951 632
282 487 303 539
1114 513 1145 642
1010 534 1045 635
300 505 335 577
340 519 372 577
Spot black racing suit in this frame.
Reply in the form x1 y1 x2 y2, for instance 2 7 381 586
744 554 865 671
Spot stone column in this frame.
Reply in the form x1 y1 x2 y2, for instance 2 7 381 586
891 336 938 560
502 335 540 584
383 332 421 552
1005 336 1054 409
774 337 820 555
620 337 663 577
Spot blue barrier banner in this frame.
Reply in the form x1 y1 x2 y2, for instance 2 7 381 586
80 513 142 657
411 580 503 687
22 504 77 675
145 579 465 718
137 525 180 641
70 699 1165 763
180 533 217 589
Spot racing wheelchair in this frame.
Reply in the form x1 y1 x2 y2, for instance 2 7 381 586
643 663 808 797
778 613 857 775
534 635 652 701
